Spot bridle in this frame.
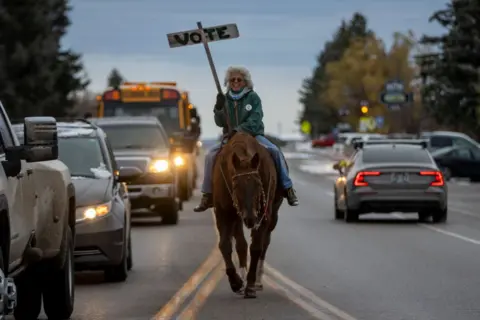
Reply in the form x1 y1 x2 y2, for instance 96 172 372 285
220 165 271 230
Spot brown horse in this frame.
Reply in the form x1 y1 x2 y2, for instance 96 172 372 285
212 132 283 298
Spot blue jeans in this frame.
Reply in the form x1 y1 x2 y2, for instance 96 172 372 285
201 135 293 193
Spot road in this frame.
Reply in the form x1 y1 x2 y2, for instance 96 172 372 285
38 147 480 319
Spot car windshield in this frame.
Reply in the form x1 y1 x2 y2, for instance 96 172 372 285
58 137 110 179
98 124 167 150
362 146 432 163
430 146 455 157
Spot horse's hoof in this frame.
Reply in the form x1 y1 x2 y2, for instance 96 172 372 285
244 287 257 299
227 272 244 293
254 283 263 291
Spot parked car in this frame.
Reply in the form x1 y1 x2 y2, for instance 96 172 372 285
5 113 75 319
419 131 480 152
312 133 335 148
431 146 480 181
91 116 180 224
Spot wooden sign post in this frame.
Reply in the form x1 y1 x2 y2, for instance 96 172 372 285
166 22 240 132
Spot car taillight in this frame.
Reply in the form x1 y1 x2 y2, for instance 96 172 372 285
353 171 380 187
419 171 444 186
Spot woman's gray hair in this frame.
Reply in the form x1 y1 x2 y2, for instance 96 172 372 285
224 66 253 89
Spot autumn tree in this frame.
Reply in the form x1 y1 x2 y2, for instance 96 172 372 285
107 68 125 87
323 32 419 133
298 13 372 136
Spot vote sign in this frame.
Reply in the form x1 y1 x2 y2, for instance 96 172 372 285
167 23 240 48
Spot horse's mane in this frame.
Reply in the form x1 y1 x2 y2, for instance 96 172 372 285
222 133 263 168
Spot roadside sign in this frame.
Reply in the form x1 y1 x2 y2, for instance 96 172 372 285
300 120 311 134
359 116 376 132
167 24 240 48
380 79 412 109
166 22 240 132
375 116 384 128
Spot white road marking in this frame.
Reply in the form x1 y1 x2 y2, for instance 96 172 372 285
320 191 480 247
391 214 480 246
449 205 480 219
265 264 358 320
325 191 335 197
264 275 337 320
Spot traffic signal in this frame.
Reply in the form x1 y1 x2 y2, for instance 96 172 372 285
361 105 368 114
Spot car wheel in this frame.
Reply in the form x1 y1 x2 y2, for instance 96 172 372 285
431 208 447 224
42 227 75 320
334 190 344 220
127 234 133 271
14 265 42 320
440 167 451 181
104 236 128 282
344 196 359 223
0 247 15 317
161 200 179 225
417 211 430 222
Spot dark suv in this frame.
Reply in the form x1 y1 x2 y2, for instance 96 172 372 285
90 116 180 224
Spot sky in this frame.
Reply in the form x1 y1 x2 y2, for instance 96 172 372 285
65 0 446 138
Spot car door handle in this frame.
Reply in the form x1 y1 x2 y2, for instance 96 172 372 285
27 169 33 175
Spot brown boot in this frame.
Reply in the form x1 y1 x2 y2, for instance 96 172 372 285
193 193 213 212
285 188 299 206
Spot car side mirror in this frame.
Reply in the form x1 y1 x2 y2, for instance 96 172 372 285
23 117 58 162
2 147 23 177
117 166 142 182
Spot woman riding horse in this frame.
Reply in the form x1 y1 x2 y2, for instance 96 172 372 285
194 66 299 212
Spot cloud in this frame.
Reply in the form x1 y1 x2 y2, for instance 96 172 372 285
69 0 446 138
84 53 309 138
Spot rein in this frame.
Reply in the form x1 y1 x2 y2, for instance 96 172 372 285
219 164 272 230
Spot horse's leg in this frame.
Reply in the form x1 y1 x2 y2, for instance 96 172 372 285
244 227 264 298
233 219 248 285
217 212 244 293
257 205 280 291
255 231 270 291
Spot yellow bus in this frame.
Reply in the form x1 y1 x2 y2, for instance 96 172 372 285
97 82 196 132
96 81 200 200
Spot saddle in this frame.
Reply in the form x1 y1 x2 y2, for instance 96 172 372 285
214 134 288 175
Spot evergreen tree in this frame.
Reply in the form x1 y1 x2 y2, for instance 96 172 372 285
418 0 480 135
0 0 89 118
298 13 372 136
107 68 124 88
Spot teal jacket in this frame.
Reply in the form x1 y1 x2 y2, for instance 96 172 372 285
213 90 265 136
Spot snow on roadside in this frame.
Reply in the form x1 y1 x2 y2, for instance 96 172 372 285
283 152 314 160
298 160 337 175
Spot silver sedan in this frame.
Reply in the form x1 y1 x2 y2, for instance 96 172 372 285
333 140 448 223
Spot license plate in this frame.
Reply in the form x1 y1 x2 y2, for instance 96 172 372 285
391 172 409 183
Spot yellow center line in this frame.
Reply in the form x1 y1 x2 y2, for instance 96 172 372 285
152 247 221 320
176 262 225 320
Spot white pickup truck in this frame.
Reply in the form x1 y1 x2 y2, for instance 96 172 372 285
0 103 75 319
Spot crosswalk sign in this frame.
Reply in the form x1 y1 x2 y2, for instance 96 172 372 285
300 121 311 134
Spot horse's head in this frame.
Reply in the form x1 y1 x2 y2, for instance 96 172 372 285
230 142 265 229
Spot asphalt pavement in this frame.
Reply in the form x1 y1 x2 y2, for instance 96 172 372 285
33 147 480 319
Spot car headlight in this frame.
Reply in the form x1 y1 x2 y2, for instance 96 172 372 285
149 159 169 172
173 155 185 167
76 201 112 223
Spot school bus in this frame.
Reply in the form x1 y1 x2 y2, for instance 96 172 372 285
96 81 201 201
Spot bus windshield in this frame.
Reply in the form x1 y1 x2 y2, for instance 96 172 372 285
103 101 179 134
